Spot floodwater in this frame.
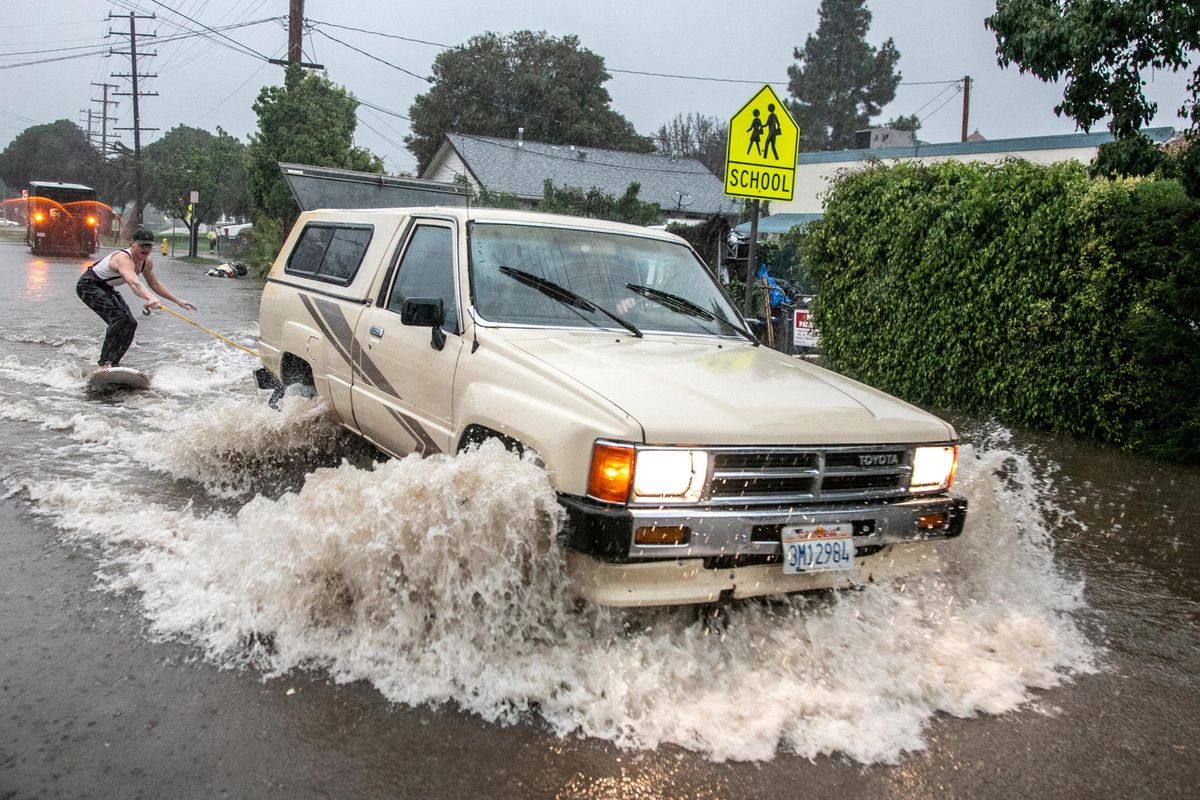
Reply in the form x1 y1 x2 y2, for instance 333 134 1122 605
1 238 1196 798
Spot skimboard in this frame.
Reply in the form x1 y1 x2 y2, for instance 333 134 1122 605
87 366 152 392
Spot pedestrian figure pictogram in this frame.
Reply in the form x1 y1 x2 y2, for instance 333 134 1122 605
763 104 781 160
747 110 764 156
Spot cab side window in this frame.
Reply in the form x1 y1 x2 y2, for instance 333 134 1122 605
386 224 458 332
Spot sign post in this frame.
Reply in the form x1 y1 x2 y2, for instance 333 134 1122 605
724 84 799 319
188 190 199 259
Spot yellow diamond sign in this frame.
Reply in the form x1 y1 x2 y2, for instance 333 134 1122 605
725 85 799 201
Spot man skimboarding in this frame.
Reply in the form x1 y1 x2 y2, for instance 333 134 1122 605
75 228 196 382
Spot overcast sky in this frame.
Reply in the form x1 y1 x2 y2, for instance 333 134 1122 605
1 0 1194 177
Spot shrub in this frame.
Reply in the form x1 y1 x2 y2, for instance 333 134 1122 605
243 215 283 279
806 159 1200 462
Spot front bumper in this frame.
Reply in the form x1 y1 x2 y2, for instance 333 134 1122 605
560 493 967 560
558 493 967 607
566 539 947 607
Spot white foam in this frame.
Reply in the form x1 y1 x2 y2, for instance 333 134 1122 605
22 433 1098 763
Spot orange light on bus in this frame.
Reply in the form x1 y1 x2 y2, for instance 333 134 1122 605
33 212 44 223
86 216 97 226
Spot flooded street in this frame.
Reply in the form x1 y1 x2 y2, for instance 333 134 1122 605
1 238 1197 799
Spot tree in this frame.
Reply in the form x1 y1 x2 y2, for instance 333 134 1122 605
0 120 99 189
654 113 728 176
538 180 661 226
786 0 902 151
406 31 653 172
987 0 1200 137
1090 133 1170 179
246 65 382 227
1090 131 1200 197
144 125 250 256
883 114 922 134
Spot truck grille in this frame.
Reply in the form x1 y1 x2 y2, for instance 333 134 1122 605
708 446 911 504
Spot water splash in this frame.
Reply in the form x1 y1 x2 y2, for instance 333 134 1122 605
22 428 1098 763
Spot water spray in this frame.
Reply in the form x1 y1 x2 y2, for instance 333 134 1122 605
146 305 260 358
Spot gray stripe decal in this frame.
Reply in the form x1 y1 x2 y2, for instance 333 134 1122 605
387 407 442 455
298 295 441 455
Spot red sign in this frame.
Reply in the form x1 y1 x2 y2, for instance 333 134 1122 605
793 309 819 348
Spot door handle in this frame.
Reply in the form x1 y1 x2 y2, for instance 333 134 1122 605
369 325 385 337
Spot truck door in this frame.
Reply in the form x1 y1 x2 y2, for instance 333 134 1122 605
350 219 463 456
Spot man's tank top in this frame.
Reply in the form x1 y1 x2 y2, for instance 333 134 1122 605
90 249 144 283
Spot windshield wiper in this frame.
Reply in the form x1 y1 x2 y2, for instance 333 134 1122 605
499 266 642 338
625 283 759 345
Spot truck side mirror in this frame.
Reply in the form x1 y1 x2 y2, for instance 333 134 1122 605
401 297 446 351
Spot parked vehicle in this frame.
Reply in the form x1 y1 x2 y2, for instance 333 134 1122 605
256 207 966 607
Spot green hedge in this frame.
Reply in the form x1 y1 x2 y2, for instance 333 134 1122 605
806 159 1200 462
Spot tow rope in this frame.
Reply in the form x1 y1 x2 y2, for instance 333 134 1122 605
147 305 260 358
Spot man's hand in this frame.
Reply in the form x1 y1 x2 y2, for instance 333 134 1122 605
179 300 197 311
144 300 162 312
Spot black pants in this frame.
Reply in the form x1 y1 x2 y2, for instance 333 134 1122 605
76 272 136 367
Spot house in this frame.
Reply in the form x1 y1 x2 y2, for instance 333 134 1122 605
734 126 1177 240
772 126 1176 215
419 133 738 221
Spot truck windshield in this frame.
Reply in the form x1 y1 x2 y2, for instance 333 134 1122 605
469 222 746 337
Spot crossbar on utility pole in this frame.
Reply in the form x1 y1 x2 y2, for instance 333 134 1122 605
267 0 323 69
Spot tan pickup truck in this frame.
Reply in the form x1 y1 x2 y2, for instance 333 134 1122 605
256 207 966 607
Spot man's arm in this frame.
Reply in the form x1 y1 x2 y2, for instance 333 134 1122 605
113 252 158 305
142 260 197 311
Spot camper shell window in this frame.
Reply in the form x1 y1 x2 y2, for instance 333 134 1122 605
285 223 374 285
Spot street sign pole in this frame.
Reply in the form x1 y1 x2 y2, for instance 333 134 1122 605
188 190 199 259
723 84 799 332
742 201 760 318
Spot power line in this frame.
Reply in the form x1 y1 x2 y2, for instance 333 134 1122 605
311 28 430 84
0 18 280 70
142 0 274 62
306 19 959 90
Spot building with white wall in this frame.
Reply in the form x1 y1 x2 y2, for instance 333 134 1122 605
773 127 1177 215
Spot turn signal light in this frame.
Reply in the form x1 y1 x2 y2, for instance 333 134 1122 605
587 442 635 503
33 211 44 223
86 216 97 226
635 525 690 546
917 512 947 530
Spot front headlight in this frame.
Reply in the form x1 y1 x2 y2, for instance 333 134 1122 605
586 442 709 504
633 449 708 503
910 445 958 493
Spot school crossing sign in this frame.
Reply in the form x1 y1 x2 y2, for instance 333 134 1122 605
725 85 799 201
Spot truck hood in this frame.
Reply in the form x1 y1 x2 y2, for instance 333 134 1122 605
499 331 954 445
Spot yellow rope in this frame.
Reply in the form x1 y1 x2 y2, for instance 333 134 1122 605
153 305 260 358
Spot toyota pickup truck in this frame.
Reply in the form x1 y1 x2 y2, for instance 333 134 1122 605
256 207 966 607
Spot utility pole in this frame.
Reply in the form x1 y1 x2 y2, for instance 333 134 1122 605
268 0 323 69
79 108 95 147
109 12 158 227
91 82 120 160
961 75 971 142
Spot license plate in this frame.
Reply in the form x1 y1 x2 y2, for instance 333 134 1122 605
781 523 855 574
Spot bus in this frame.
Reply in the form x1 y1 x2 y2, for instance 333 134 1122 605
26 181 103 257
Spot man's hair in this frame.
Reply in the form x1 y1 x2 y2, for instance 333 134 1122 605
130 228 155 243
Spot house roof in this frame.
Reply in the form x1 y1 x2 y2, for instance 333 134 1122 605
430 134 738 216
796 126 1176 165
734 213 823 237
